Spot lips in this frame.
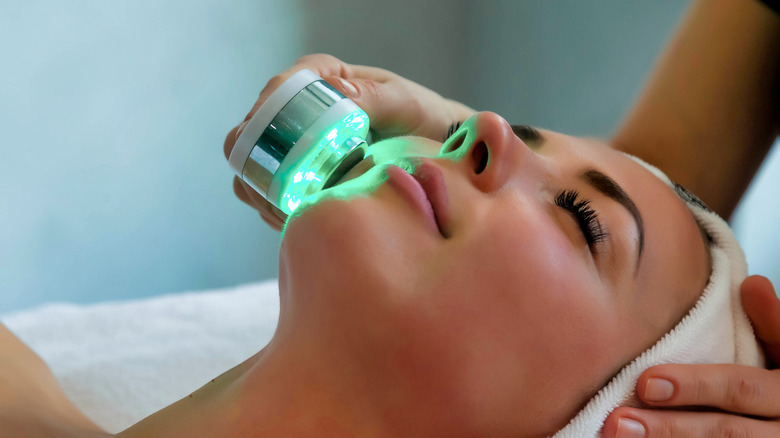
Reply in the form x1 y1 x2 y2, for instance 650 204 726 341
412 160 450 238
386 161 450 238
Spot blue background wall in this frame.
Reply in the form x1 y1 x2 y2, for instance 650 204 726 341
1 0 777 313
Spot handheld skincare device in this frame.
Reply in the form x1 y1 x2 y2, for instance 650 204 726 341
228 69 370 219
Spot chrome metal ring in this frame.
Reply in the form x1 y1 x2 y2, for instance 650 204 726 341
241 80 344 197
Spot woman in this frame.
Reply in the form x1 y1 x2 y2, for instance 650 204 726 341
0 109 759 437
230 0 779 433
0 107 775 437
2 0 779 437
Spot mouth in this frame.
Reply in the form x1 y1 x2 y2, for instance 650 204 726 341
386 165 441 237
411 159 450 239
383 160 451 239
335 155 451 238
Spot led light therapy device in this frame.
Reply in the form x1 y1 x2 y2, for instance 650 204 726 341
229 69 370 219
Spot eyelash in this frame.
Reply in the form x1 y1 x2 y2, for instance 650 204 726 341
554 190 609 253
442 121 462 142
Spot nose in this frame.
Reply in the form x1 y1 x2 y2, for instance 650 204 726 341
438 112 532 193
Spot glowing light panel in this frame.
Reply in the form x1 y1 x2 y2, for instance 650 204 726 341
273 110 370 217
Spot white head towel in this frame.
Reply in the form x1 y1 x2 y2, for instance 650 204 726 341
553 156 765 437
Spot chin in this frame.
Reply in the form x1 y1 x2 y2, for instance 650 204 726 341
281 194 426 300
282 197 378 280
285 196 366 244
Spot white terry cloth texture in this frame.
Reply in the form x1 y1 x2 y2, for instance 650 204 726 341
0 280 281 433
554 156 766 437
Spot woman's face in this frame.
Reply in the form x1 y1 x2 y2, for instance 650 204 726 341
276 112 709 436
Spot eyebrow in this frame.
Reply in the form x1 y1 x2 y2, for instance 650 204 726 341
580 169 645 271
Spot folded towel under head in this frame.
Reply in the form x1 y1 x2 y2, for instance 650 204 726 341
553 155 765 437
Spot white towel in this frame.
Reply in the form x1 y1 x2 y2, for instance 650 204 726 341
553 156 765 437
0 280 281 433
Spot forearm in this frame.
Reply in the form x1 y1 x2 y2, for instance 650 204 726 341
611 0 780 219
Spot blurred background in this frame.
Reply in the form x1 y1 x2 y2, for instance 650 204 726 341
1 0 778 313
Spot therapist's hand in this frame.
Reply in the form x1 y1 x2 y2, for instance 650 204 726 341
223 53 476 231
603 275 780 437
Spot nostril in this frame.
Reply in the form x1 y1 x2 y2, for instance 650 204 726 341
441 131 466 155
472 142 488 174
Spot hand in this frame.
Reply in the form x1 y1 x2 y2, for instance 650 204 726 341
602 275 780 437
223 53 476 231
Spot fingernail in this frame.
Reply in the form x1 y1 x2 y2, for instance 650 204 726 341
644 377 675 402
337 78 358 97
616 418 646 438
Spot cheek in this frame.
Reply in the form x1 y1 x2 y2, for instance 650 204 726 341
282 194 429 290
279 188 450 341
484 223 619 361
409 210 596 345
374 212 625 427
435 208 597 320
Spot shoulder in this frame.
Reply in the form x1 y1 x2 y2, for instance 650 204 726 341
0 323 111 437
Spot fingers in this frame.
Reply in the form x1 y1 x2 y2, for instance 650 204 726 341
635 363 780 418
229 54 393 159
323 72 453 141
232 177 283 232
603 406 780 438
608 313 780 438
227 54 360 232
243 54 393 136
223 123 243 161
241 54 353 132
321 73 394 123
232 176 252 205
741 275 780 367
226 53 462 230
227 54 357 230
259 212 283 232
741 275 780 343
228 130 284 233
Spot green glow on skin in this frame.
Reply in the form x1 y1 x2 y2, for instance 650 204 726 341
280 136 441 238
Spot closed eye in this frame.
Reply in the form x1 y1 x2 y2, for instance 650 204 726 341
554 189 609 254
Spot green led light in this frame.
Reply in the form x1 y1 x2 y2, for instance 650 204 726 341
274 110 368 215
273 109 369 217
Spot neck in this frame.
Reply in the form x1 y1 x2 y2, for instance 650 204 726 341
228 334 391 437
118 327 468 438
